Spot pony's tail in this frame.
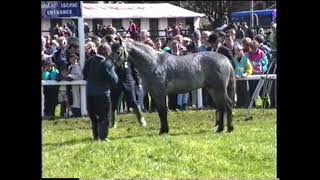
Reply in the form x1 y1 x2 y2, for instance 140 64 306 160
227 67 236 108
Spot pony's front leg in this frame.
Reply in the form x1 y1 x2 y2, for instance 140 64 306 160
158 104 168 135
150 92 169 135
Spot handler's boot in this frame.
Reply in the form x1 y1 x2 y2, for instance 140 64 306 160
134 105 147 127
97 120 109 141
91 121 99 141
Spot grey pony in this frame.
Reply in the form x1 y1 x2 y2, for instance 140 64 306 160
110 36 236 135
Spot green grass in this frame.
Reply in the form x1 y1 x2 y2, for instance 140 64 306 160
43 109 276 179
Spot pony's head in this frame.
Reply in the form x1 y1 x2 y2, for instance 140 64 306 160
110 34 129 67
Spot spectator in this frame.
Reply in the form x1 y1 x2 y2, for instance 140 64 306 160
100 25 109 37
42 36 46 53
50 40 59 54
241 22 249 36
233 43 252 108
188 30 201 53
242 37 252 53
182 37 192 55
254 34 275 108
68 43 79 57
85 41 97 59
154 38 165 52
42 61 59 120
245 39 269 107
172 24 181 36
223 34 235 56
106 24 116 35
56 66 73 118
84 22 90 38
174 35 186 52
166 26 173 37
247 40 268 75
139 30 150 42
53 36 69 71
127 19 138 40
68 54 82 117
227 28 236 41
235 25 245 43
188 30 202 109
67 21 77 37
254 34 272 63
171 40 189 110
162 36 173 54
199 31 211 52
143 38 154 48
52 23 60 37
199 31 213 109
246 28 256 39
257 28 266 39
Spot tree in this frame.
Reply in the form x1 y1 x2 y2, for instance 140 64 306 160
175 1 233 29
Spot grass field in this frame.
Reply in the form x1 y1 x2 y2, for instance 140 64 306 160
42 108 276 179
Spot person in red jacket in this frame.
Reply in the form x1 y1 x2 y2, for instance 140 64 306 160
127 19 138 40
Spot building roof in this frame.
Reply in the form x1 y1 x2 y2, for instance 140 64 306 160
82 3 205 19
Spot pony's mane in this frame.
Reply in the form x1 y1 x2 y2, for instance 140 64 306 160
126 39 159 55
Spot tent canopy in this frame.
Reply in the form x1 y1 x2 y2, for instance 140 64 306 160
83 3 205 19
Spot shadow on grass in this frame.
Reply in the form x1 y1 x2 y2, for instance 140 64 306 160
44 129 213 148
43 137 93 148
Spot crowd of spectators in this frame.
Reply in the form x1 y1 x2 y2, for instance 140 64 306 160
42 20 277 119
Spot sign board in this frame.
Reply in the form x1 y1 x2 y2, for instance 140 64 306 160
41 1 81 19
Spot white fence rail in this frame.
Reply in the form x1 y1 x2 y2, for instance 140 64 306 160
41 74 276 117
41 80 87 116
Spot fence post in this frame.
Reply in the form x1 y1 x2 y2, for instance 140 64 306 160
80 84 87 116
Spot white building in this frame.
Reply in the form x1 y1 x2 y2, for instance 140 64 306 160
41 3 205 37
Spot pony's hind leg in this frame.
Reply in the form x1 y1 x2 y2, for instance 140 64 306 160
207 87 233 133
206 88 224 133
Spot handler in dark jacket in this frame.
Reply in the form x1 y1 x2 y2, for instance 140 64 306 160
83 42 118 141
208 33 235 69
110 57 146 128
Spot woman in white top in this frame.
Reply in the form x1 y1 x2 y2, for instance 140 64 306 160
68 54 82 117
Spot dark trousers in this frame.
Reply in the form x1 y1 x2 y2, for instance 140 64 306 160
236 80 250 108
168 94 178 110
43 86 59 117
135 85 144 109
202 88 215 108
111 82 139 112
86 94 111 140
143 92 157 112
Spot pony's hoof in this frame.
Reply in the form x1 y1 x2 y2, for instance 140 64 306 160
159 132 168 136
227 126 234 133
139 117 147 127
244 116 253 121
214 126 224 133
159 128 169 135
